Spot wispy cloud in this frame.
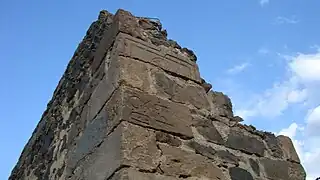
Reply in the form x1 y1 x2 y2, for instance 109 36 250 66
260 0 269 7
274 16 299 24
258 47 270 55
228 46 320 180
235 48 320 119
227 62 250 74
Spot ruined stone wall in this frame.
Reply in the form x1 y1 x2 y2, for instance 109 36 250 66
9 9 306 180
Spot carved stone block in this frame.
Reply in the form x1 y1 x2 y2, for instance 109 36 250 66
158 144 227 180
114 33 201 83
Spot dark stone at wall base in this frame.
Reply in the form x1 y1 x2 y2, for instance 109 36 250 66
229 167 254 180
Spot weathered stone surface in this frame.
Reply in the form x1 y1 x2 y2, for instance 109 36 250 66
117 56 151 92
159 144 227 180
86 54 152 123
215 150 240 166
10 8 306 180
120 87 193 139
121 122 161 171
277 135 300 163
114 32 201 83
110 168 178 180
67 121 161 180
156 131 182 147
261 158 306 180
289 163 306 180
67 121 122 180
226 128 266 156
67 112 108 171
249 158 260 176
208 91 233 118
153 71 210 109
264 132 283 158
200 78 212 93
229 167 254 180
188 141 216 159
193 116 225 145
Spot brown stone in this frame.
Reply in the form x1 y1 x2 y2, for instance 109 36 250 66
10 8 306 180
110 168 178 180
277 135 301 163
121 122 161 171
66 121 161 180
264 132 283 158
114 33 201 83
155 131 182 147
193 117 225 145
249 158 260 176
159 144 227 180
154 71 210 109
215 150 240 166
208 91 233 118
229 167 254 180
101 86 193 139
226 128 266 156
188 141 216 159
261 158 306 180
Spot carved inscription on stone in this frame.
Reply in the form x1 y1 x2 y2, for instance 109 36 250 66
115 33 201 83
121 87 193 139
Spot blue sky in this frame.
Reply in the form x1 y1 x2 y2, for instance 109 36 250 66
1 0 319 179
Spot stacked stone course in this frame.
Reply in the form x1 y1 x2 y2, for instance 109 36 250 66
9 9 306 180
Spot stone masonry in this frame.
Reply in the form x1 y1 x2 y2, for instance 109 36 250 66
9 9 306 180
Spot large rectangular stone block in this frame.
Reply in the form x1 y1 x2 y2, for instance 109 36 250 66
153 71 210 110
261 158 306 180
116 86 193 139
96 86 194 140
110 169 179 180
86 52 152 124
114 33 201 83
226 127 266 157
67 121 161 180
158 144 227 180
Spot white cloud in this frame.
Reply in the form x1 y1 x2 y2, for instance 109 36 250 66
227 62 250 74
278 122 299 137
220 47 320 180
260 0 269 7
258 47 270 55
235 79 302 119
289 52 320 82
274 16 299 24
287 89 308 103
235 49 320 120
306 105 320 136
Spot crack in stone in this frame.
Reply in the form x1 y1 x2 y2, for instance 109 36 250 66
105 165 131 180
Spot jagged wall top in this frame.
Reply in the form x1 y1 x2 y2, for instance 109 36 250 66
9 8 306 180
99 9 197 61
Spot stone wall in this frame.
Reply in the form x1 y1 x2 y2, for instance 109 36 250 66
9 9 306 180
